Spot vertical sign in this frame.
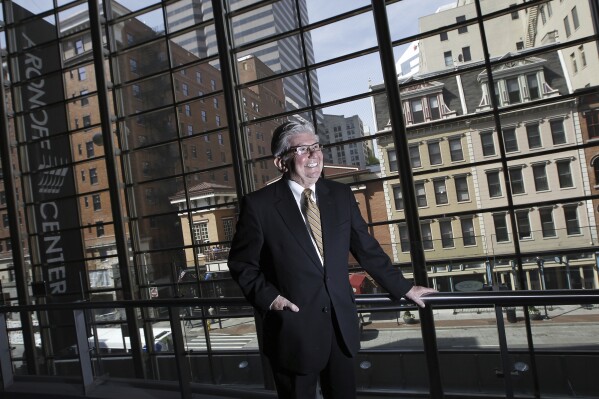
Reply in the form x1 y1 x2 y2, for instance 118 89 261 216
10 3 86 354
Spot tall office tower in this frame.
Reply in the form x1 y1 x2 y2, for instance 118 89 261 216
319 114 374 171
166 0 322 120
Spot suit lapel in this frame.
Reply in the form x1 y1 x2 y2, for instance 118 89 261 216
274 179 323 270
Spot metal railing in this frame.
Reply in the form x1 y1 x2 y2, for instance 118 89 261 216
0 290 598 398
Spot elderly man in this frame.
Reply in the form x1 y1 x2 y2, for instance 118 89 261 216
228 121 435 399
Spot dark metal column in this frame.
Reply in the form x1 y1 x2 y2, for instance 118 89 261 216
88 0 144 378
213 0 249 199
0 31 38 374
370 2 442 397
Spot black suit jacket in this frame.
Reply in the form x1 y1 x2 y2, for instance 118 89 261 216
228 178 413 373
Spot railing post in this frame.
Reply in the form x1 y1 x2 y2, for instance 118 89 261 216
0 313 14 390
169 307 192 399
73 309 94 395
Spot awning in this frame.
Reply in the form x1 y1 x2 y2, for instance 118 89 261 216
349 273 367 294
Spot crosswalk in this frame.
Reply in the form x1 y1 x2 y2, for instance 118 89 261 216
185 333 256 351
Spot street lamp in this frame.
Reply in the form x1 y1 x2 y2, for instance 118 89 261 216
554 255 572 289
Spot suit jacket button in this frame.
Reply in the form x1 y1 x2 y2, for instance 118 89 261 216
322 306 329 313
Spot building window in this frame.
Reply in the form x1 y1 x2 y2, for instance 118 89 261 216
540 5 547 24
440 31 448 41
460 217 476 246
428 141 442 165
409 145 421 168
526 123 542 149
444 51 453 67
415 181 427 207
511 4 519 19
223 218 235 241
75 39 84 54
411 99 424 123
392 185 404 210
90 168 98 185
201 110 207 122
145 188 157 205
184 104 191 116
487 171 502 198
550 119 566 144
539 207 556 237
96 222 105 237
182 83 189 96
216 115 221 126
564 205 581 235
130 58 138 74
516 210 532 240
564 15 571 38
481 131 496 156
508 167 525 194
86 141 94 158
461 46 471 62
83 115 91 127
388 149 398 172
80 90 89 106
433 179 448 205
192 222 210 247
421 222 433 250
586 109 599 138
214 98 219 109
571 6 579 30
92 194 101 211
532 163 549 191
455 175 470 202
556 160 574 188
429 96 441 120
81 170 86 182
493 213 510 242
398 225 410 252
206 149 213 161
503 128 518 152
449 137 464 162
456 15 468 34
440 220 454 248
78 67 86 81
526 74 540 100
570 52 578 73
579 45 587 68
132 84 141 98
506 78 521 104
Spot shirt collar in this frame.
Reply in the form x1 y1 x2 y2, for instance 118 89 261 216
286 178 316 202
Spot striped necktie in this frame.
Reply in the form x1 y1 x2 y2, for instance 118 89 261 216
302 188 324 259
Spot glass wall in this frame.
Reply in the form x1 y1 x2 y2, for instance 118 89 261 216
0 0 598 396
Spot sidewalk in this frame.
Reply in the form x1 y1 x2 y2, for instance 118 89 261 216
363 304 599 329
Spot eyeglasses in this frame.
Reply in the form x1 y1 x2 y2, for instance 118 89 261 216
286 142 323 156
